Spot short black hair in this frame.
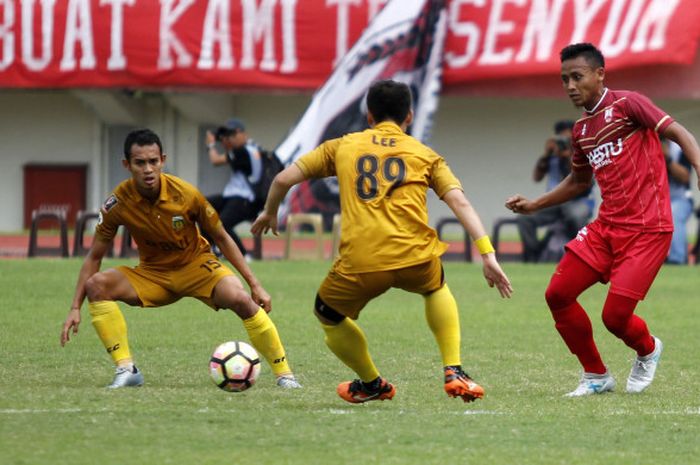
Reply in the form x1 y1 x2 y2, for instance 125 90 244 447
554 120 574 134
123 129 163 160
560 43 605 69
366 80 412 124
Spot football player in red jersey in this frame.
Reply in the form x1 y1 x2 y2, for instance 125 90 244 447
506 43 700 397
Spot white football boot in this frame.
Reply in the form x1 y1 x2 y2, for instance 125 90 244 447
276 375 302 389
626 336 663 393
565 371 616 397
107 365 144 389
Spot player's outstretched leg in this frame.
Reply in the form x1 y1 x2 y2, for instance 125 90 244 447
88 300 143 388
444 366 484 402
423 284 484 401
565 371 616 397
242 309 301 389
627 336 663 393
336 377 396 404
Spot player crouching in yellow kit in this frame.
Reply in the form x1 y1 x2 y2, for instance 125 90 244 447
60 129 300 389
252 80 512 403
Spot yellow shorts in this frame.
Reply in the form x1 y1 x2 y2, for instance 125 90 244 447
117 253 234 308
318 257 444 320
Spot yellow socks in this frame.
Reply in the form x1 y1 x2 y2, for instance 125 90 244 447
424 284 461 367
321 318 379 383
88 301 132 365
243 309 291 377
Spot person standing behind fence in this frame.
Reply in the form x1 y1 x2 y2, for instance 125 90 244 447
662 138 694 264
517 120 592 262
205 119 262 261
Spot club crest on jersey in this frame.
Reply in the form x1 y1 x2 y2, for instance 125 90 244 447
172 215 185 231
604 108 614 123
586 138 623 170
101 194 118 213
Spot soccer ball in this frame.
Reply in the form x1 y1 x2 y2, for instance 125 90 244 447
209 341 261 392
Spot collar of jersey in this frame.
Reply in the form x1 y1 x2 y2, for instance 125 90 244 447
130 173 170 204
374 121 403 133
585 87 609 114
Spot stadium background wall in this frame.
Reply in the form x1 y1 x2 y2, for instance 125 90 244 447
0 89 698 236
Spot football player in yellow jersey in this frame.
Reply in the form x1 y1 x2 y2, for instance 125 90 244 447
252 80 512 403
60 129 300 389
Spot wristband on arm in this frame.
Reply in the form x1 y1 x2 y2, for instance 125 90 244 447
474 235 495 255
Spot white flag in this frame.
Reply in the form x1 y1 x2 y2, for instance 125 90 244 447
276 0 448 164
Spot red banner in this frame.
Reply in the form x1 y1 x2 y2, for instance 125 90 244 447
0 0 699 90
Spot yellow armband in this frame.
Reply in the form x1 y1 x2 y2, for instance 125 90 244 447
474 235 495 255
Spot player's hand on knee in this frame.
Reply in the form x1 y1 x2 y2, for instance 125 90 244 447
251 284 272 312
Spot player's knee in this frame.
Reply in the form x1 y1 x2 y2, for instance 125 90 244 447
314 294 345 325
601 308 627 336
85 273 112 302
544 282 574 311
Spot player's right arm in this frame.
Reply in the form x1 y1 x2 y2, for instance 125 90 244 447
252 138 339 235
251 164 308 235
61 238 112 346
505 169 592 215
663 121 700 190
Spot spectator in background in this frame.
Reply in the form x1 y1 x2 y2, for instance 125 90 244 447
517 120 593 262
205 119 262 260
663 138 694 264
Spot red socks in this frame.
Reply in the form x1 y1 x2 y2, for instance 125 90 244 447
602 292 655 357
545 253 605 374
545 253 656 371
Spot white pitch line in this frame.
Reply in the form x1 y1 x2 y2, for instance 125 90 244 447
0 408 83 414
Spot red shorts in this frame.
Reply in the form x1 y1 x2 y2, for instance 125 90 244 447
564 219 672 300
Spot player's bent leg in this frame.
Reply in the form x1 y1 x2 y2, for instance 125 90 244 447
422 284 484 402
241 309 299 388
601 292 654 356
545 253 607 376
314 294 391 403
84 269 144 388
85 268 141 305
211 276 300 388
211 275 259 319
423 284 461 367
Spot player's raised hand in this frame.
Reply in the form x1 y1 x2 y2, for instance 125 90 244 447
481 254 513 298
505 194 536 215
251 211 278 236
60 308 81 346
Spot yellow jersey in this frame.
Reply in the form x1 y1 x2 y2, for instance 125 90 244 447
295 121 462 273
95 173 221 269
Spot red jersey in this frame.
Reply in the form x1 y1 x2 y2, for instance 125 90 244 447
571 89 674 232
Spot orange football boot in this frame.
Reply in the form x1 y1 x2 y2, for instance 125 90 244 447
337 378 396 404
444 366 484 403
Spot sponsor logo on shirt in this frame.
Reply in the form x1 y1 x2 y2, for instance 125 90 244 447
586 138 623 170
172 215 185 231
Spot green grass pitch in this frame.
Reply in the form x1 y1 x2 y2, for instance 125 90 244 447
0 259 698 465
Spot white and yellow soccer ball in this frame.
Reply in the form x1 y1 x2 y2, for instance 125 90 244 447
209 341 261 392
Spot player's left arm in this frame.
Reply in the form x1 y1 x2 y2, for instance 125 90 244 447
208 223 271 311
662 121 700 190
442 188 513 298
